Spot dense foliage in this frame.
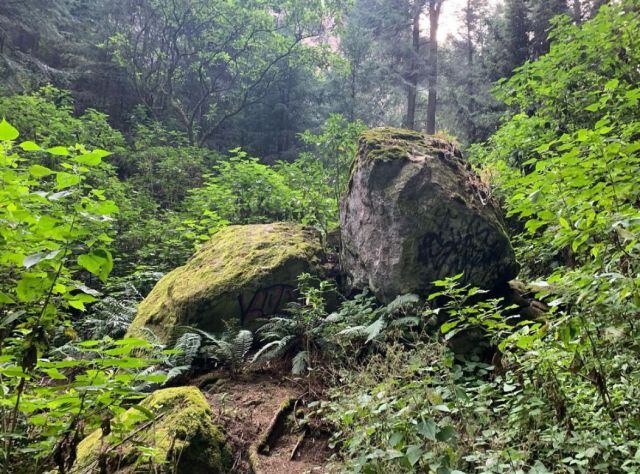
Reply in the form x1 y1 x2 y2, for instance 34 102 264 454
315 4 640 473
1 0 639 473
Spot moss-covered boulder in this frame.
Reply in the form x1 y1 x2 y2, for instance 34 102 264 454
340 127 518 301
127 223 324 342
72 386 231 474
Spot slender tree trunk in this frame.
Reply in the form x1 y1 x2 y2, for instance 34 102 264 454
572 0 583 23
426 1 442 135
404 2 422 130
465 0 477 141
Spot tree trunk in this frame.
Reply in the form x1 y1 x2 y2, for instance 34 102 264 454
426 1 441 135
465 0 477 141
572 0 583 23
404 2 422 130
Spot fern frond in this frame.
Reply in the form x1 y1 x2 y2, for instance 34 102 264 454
232 330 253 364
337 325 369 338
388 316 421 328
365 317 386 343
292 350 309 375
177 326 222 344
252 335 295 362
324 312 343 323
383 294 420 315
166 365 191 381
172 332 202 366
252 340 283 362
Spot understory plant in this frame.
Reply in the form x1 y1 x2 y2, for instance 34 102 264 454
0 122 160 471
253 274 335 375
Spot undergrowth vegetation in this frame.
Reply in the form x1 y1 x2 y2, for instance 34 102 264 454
1 2 639 473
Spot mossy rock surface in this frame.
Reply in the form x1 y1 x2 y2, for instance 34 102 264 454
72 386 231 474
127 223 324 342
341 127 519 300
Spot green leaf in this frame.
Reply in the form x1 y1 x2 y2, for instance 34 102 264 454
0 293 16 304
436 425 456 442
559 217 571 230
417 419 437 440
440 320 459 334
113 338 150 347
20 141 41 151
23 250 60 269
74 152 103 166
433 404 451 413
16 274 49 302
0 366 29 378
0 119 19 141
604 78 619 90
405 445 423 466
388 431 403 448
1 310 24 327
43 368 67 380
46 146 70 156
77 249 113 283
77 340 102 348
29 164 54 178
56 172 81 190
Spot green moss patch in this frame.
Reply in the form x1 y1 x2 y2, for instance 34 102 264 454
127 223 324 342
72 386 231 474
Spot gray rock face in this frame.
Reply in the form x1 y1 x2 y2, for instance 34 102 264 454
340 127 518 301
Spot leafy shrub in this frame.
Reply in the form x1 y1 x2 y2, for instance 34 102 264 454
253 274 335 375
0 122 160 470
317 341 466 473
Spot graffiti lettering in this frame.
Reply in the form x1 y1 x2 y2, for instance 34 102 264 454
238 284 295 326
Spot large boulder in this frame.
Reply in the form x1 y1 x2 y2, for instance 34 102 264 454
72 386 231 473
340 127 518 301
127 223 324 343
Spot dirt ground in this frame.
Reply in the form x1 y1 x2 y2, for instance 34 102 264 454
195 369 333 474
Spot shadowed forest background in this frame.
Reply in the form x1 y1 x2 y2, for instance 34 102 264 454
1 0 639 472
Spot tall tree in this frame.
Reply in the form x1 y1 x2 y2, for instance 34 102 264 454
107 0 343 147
439 0 507 143
529 0 569 58
425 0 445 134
503 0 531 70
333 0 420 128
404 0 426 130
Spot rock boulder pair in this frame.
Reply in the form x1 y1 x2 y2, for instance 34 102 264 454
127 128 519 341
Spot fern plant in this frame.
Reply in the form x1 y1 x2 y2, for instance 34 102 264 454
334 293 421 344
176 327 253 374
80 271 162 339
253 273 334 375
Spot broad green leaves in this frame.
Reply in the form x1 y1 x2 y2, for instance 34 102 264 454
467 3 640 472
0 121 128 465
78 249 114 282
0 118 19 140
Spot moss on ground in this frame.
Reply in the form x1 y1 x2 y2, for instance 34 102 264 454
73 386 231 473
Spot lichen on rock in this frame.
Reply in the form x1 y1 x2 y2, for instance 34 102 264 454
72 386 231 474
127 222 324 343
341 127 519 301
